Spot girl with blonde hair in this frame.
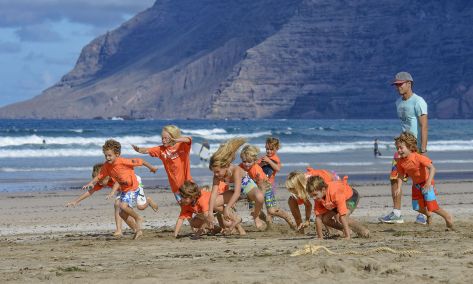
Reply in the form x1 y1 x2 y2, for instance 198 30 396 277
133 124 192 203
208 138 265 233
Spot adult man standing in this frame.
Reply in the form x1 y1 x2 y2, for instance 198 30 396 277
379 72 428 224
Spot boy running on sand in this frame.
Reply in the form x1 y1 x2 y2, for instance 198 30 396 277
66 163 158 237
82 139 158 239
393 132 453 229
240 144 295 229
132 125 192 204
207 138 265 232
306 176 370 240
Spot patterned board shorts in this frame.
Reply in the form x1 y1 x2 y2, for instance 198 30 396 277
119 189 140 208
412 183 439 212
136 187 147 206
249 187 277 209
240 175 257 198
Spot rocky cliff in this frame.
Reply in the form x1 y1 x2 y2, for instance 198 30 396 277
1 0 472 119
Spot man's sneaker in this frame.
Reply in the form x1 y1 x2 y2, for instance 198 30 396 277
415 213 427 225
378 212 404 224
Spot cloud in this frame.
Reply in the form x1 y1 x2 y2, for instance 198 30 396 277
23 51 74 65
0 0 155 28
0 41 21 53
16 24 63 42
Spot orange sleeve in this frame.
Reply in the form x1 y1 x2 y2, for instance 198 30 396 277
148 146 162 158
314 199 328 216
417 154 432 167
121 158 144 167
179 205 194 219
178 137 192 153
250 164 267 183
197 191 211 213
96 165 109 180
396 159 405 177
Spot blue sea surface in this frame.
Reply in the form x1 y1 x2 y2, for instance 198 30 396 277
0 119 472 192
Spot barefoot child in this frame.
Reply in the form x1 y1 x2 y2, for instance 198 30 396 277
306 175 369 240
285 168 339 233
207 137 265 232
132 125 192 204
83 139 158 240
66 163 158 236
174 181 213 238
240 144 295 229
393 132 453 229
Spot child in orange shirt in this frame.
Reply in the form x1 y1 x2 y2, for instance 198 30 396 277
240 144 295 229
258 137 281 185
306 176 369 240
207 137 264 233
174 181 215 238
285 168 340 233
83 139 158 240
132 125 192 204
394 132 453 229
67 163 158 237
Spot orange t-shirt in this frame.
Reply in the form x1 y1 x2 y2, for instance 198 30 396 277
314 180 353 216
239 163 268 183
92 179 115 191
397 152 433 184
178 190 211 219
306 167 336 184
148 138 192 193
97 157 143 192
257 154 281 184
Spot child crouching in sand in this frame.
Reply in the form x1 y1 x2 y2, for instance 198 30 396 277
174 181 214 238
240 144 295 230
82 139 158 240
66 163 158 237
393 132 453 229
208 137 264 233
285 168 340 233
306 175 369 240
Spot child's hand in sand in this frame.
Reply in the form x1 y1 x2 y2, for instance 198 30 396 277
65 200 78 207
297 220 310 231
106 191 115 200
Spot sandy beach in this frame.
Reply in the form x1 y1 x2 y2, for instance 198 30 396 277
1 180 473 283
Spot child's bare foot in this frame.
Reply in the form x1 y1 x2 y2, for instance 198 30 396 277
446 215 454 230
113 231 123 237
133 230 143 240
147 197 159 213
426 214 433 225
253 216 264 229
236 224 246 236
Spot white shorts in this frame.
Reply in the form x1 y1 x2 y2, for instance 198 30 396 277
136 186 147 206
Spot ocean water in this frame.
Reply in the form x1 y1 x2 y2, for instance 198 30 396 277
0 119 472 192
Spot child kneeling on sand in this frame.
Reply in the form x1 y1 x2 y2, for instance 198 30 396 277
174 181 214 238
306 175 369 240
66 163 158 237
82 139 158 240
393 132 453 229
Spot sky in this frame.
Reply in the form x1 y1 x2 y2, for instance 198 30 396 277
0 0 155 107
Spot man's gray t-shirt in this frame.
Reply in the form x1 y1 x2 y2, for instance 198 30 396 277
396 93 428 148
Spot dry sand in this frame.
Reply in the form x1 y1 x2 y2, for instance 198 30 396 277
1 181 473 283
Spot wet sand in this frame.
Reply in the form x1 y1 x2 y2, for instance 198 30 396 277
1 181 473 283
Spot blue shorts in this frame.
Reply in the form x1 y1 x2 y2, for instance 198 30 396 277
249 186 277 209
119 189 139 208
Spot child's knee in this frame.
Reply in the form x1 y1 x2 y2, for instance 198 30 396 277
136 204 146 210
